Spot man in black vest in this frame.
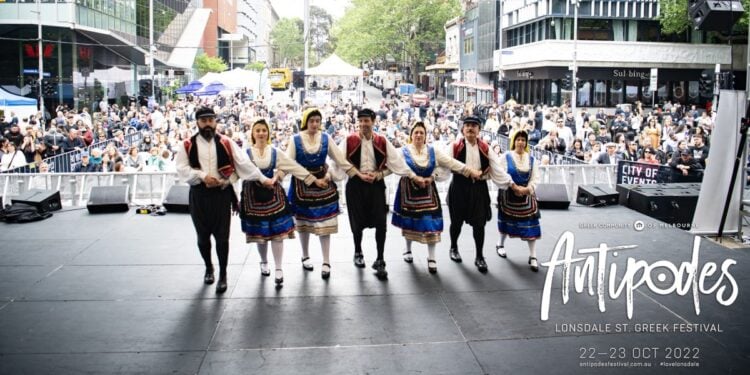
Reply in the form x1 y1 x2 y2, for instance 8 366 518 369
343 108 417 280
447 116 515 272
175 106 273 293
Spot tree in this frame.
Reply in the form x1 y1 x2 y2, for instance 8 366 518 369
245 61 266 72
333 0 461 84
194 53 228 76
271 18 304 67
310 6 336 64
660 0 750 35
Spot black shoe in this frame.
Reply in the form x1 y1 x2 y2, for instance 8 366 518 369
275 269 284 286
496 244 507 258
216 278 228 293
529 257 539 272
301 257 313 271
204 268 215 284
475 257 488 273
321 263 331 279
450 248 462 263
373 259 388 280
427 259 437 274
353 252 365 268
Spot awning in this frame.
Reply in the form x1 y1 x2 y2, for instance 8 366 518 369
76 27 167 67
425 63 458 71
167 8 212 69
451 81 494 91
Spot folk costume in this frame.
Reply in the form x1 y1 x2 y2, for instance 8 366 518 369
286 108 356 278
239 119 316 285
392 127 469 273
447 116 514 272
342 108 414 279
175 106 268 293
496 130 542 272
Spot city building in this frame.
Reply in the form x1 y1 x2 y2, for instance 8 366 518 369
457 0 747 108
0 0 210 113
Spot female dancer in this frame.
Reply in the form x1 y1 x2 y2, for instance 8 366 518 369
287 108 363 279
393 122 480 273
239 119 324 285
495 130 542 271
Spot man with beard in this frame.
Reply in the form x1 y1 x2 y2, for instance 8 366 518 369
447 116 515 272
175 106 274 293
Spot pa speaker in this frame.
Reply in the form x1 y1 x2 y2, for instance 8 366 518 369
87 186 130 214
689 0 744 31
626 186 699 228
576 184 619 207
535 184 570 209
12 189 62 213
163 185 190 213
292 70 305 88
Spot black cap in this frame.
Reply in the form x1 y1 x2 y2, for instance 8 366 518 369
195 106 216 119
462 116 483 127
680 149 691 156
357 108 376 120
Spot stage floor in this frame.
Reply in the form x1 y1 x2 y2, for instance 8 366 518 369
1 203 748 374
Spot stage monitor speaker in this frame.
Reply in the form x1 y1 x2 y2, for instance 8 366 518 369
535 184 570 209
163 185 190 213
87 186 130 214
576 185 619 207
12 189 62 213
689 0 744 31
627 187 699 228
616 184 643 206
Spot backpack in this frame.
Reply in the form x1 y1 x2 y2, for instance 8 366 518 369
0 203 53 223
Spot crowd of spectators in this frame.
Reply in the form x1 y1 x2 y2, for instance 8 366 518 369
0 92 712 183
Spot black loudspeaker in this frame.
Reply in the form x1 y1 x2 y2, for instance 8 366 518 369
626 185 699 228
616 184 643 206
12 189 62 213
535 184 570 209
689 0 744 31
292 71 305 88
163 185 190 213
87 186 130 214
576 185 619 207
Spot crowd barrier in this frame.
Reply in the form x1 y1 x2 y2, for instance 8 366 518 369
0 164 617 209
4 131 143 174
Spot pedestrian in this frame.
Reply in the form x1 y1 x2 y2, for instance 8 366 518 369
393 122 481 273
286 107 358 279
239 118 325 286
447 116 515 273
343 108 415 279
175 105 274 293
495 130 542 272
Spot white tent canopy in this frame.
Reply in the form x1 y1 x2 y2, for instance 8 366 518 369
198 68 261 90
306 54 363 77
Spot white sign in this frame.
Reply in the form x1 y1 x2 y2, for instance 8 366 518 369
493 50 501 71
649 68 658 92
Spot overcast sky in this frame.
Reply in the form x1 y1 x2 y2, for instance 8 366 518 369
272 0 351 20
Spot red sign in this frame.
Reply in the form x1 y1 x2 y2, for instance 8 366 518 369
23 43 55 58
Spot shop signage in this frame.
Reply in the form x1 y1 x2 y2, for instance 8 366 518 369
612 69 649 80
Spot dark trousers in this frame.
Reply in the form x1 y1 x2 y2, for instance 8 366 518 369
346 177 387 260
189 185 233 278
449 222 485 260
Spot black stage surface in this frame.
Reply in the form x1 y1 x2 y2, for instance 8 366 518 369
1 204 748 374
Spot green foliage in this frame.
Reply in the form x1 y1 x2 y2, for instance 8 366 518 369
310 6 336 64
194 53 228 76
245 61 266 72
660 0 750 35
271 18 305 67
333 0 461 81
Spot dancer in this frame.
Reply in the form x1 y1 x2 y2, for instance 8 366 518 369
287 107 365 279
239 119 326 286
495 130 542 271
175 106 273 293
343 108 416 280
447 116 515 273
392 122 481 273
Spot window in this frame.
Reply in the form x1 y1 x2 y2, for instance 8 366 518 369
464 37 474 55
611 80 624 106
626 82 639 103
593 80 607 107
578 19 612 41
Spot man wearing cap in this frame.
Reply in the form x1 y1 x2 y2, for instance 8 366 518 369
447 115 515 272
176 105 274 293
669 149 703 182
595 142 621 165
342 107 418 280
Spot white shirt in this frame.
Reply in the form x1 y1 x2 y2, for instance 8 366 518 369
249 144 315 184
339 133 415 179
460 139 513 189
175 135 267 186
498 151 540 194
